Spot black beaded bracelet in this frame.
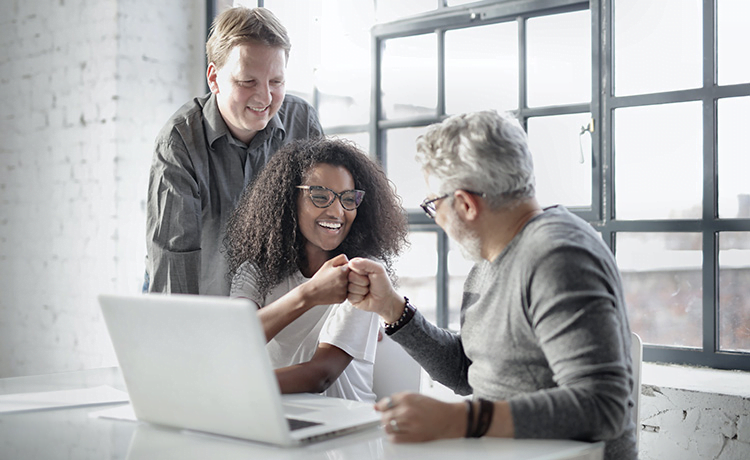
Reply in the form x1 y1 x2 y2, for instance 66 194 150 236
383 297 415 336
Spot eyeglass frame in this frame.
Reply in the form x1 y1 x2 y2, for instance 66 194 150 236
296 185 366 211
420 190 485 219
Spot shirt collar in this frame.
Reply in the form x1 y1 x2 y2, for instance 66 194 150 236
203 93 287 148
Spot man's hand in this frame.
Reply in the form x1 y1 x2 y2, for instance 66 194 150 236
347 258 404 323
375 392 466 443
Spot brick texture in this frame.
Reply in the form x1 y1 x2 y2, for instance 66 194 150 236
0 0 205 377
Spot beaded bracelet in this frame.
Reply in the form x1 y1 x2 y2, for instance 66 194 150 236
383 297 415 336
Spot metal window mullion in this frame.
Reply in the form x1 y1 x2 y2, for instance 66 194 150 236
590 0 604 224
601 0 614 225
437 29 446 117
204 1 217 94
608 220 703 232
702 0 718 355
705 229 718 352
517 16 528 120
521 104 591 117
436 26 448 328
371 36 384 165
373 0 588 39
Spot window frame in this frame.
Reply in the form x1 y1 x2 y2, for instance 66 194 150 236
598 0 750 370
371 0 750 371
209 0 750 371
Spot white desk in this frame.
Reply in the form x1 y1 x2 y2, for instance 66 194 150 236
0 368 604 460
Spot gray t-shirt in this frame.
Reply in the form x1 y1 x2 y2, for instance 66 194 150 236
146 93 323 295
391 206 636 460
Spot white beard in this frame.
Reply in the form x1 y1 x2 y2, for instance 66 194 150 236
444 206 484 263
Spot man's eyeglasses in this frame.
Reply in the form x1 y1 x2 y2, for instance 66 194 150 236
296 185 365 211
420 190 484 219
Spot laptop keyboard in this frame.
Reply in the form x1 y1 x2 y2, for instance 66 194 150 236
287 417 322 431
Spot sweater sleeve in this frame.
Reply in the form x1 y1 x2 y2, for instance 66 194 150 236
389 310 473 395
508 243 632 443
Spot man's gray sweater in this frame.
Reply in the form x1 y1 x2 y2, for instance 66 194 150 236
391 206 637 460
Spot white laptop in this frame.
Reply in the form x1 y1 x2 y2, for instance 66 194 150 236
98 293 381 446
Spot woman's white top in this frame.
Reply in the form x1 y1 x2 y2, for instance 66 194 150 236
231 263 379 402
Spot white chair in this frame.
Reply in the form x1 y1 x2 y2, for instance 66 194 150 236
631 332 643 451
372 332 422 401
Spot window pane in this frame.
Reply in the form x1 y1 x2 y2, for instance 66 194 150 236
527 113 593 208
445 22 519 114
613 0 702 96
718 96 750 218
394 231 438 324
381 34 438 119
262 0 320 100
614 102 702 220
719 232 750 352
385 126 429 210
375 0 437 24
526 10 591 107
316 1 374 127
616 232 703 348
447 238 474 332
330 133 370 154
718 0 750 85
221 0 243 11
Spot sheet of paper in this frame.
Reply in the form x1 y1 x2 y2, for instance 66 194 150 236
0 385 129 414
89 403 137 422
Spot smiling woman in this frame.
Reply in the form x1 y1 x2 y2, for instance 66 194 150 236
224 136 409 402
295 164 360 273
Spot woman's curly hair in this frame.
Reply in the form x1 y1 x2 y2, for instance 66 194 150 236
225 137 409 300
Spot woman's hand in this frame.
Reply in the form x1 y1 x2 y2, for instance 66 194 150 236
258 254 350 341
303 253 351 307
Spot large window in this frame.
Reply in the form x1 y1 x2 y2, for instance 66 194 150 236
604 0 750 369
370 0 750 371
213 0 750 371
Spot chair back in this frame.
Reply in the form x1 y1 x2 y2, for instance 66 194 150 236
372 333 422 400
631 332 643 451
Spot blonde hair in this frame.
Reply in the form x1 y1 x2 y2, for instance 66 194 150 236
206 7 290 69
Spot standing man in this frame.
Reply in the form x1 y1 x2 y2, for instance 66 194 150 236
347 111 636 460
146 7 323 295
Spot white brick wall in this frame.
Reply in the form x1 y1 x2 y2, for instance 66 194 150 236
0 0 205 377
